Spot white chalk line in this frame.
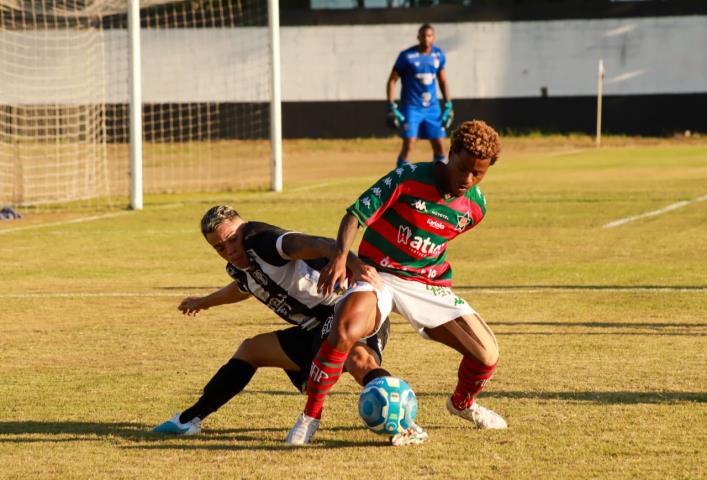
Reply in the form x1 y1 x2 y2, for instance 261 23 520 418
0 292 194 299
603 194 707 229
0 210 133 235
1 286 705 299
286 176 377 193
544 148 590 158
0 202 209 236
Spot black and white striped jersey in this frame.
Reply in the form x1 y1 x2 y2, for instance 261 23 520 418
225 221 339 330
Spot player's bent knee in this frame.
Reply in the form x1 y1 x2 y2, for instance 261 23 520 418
335 300 377 348
476 347 499 368
233 337 259 364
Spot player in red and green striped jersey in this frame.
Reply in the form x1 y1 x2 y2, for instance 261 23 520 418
287 120 507 445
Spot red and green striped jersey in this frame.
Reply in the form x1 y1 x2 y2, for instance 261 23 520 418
347 162 487 287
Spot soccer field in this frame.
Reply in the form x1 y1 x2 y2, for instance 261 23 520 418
1 136 706 479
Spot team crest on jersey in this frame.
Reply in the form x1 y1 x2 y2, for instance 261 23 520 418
380 256 391 267
413 200 427 212
434 58 440 69
455 209 473 232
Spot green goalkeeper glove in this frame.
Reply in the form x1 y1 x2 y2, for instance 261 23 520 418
440 101 454 130
386 102 406 130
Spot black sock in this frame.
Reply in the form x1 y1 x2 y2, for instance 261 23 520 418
180 358 256 423
362 368 392 386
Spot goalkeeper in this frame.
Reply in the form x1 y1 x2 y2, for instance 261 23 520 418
386 23 453 168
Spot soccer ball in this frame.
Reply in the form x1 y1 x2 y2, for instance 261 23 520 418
358 376 417 435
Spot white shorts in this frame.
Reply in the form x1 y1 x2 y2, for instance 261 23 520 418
342 272 475 338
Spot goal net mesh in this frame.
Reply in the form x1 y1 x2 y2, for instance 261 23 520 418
0 0 271 207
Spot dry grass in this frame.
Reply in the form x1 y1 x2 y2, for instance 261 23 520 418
0 136 706 479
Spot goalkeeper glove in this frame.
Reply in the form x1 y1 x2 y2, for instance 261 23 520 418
440 100 454 130
386 102 406 130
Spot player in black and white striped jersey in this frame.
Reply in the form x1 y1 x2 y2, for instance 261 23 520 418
153 205 428 446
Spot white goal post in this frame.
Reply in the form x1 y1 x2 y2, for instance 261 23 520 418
0 0 282 208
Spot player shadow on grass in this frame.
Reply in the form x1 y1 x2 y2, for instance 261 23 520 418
491 320 703 329
240 388 707 404
414 391 707 404
393 320 703 337
454 284 707 291
0 421 386 450
0 421 153 443
123 437 386 451
120 424 386 451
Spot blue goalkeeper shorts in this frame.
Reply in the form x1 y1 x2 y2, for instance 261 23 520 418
400 105 446 140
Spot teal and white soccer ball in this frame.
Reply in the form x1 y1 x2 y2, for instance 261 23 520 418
358 376 417 435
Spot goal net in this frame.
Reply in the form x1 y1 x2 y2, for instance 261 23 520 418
0 0 272 207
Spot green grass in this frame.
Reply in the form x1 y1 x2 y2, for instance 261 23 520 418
0 137 705 479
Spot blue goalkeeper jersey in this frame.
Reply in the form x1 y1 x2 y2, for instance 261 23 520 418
393 45 446 109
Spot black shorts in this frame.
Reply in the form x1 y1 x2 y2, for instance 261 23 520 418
276 316 391 393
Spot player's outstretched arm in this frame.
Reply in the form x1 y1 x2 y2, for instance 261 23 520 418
177 281 249 316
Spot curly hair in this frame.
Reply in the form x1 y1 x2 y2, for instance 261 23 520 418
450 120 501 165
200 205 240 236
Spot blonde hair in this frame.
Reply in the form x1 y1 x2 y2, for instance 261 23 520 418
450 120 501 165
200 205 240 236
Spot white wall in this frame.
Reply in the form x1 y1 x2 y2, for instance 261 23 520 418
282 16 707 100
1 15 705 104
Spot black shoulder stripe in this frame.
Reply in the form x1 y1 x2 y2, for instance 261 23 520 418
242 221 290 267
225 263 249 293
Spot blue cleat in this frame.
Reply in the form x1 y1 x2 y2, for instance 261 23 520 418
153 412 201 435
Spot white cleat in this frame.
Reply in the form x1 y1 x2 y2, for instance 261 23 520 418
152 412 202 435
286 412 320 445
446 397 508 429
391 422 430 446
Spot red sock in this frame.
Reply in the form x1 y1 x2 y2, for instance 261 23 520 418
450 356 497 411
304 341 348 419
